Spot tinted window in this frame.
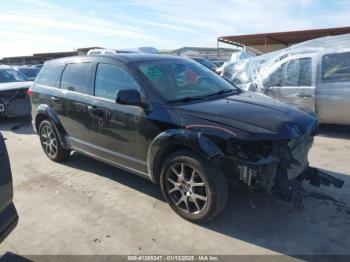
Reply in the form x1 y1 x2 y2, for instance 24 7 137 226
61 63 92 94
95 63 139 100
36 63 64 87
0 69 28 83
322 52 350 82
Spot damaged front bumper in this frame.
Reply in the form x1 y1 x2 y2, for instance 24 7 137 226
228 129 344 202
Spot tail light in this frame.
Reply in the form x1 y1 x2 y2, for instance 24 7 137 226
27 87 33 96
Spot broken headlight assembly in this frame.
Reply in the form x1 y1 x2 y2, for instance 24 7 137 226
227 139 274 163
227 136 344 203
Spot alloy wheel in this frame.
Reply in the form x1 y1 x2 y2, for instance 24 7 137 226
40 124 57 158
165 162 208 214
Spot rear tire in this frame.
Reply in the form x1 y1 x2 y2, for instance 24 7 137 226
160 150 228 223
39 120 70 162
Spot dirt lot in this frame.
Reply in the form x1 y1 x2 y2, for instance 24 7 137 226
0 117 350 258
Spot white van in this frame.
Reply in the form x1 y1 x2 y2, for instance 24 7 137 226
87 49 118 56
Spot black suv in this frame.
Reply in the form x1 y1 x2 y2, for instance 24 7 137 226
30 54 327 222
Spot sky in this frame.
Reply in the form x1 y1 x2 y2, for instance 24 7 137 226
0 0 350 58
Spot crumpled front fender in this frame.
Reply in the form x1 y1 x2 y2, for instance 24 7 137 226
147 129 225 183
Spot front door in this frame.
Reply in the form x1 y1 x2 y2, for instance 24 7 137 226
88 62 149 174
277 57 315 112
263 57 316 112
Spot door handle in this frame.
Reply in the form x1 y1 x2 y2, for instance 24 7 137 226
88 106 104 117
50 96 60 102
296 93 312 98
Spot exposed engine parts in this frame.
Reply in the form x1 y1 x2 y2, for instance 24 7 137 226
230 129 344 203
238 166 256 186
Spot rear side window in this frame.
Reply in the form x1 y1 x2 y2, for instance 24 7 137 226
94 63 139 100
61 62 92 94
36 64 64 88
322 52 350 82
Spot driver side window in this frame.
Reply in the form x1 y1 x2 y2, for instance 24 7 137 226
263 67 282 88
263 58 312 88
94 63 139 100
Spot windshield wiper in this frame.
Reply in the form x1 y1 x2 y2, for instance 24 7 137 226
168 89 240 104
203 89 238 97
168 96 205 103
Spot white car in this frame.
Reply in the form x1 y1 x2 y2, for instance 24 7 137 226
87 47 159 56
0 65 32 117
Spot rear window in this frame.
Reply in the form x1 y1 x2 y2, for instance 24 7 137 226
60 62 92 94
36 63 64 88
322 52 350 82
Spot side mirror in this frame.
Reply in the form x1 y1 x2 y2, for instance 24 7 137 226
116 89 142 106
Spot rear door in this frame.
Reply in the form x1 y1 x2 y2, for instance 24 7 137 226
264 56 316 112
57 61 96 151
0 132 18 243
316 51 350 124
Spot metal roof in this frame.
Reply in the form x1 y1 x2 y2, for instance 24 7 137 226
218 26 350 50
172 46 237 52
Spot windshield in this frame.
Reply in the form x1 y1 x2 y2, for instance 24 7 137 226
193 58 217 69
0 68 28 83
136 59 239 102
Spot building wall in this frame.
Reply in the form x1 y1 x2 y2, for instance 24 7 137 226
0 53 76 66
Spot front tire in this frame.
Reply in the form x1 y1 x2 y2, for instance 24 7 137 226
39 120 70 162
160 150 228 223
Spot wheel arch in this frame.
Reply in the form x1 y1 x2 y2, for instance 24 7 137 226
147 129 225 184
34 105 68 148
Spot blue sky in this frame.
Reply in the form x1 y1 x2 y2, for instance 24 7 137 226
0 0 349 58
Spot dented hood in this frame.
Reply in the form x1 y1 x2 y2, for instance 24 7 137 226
0 82 33 92
174 92 318 140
